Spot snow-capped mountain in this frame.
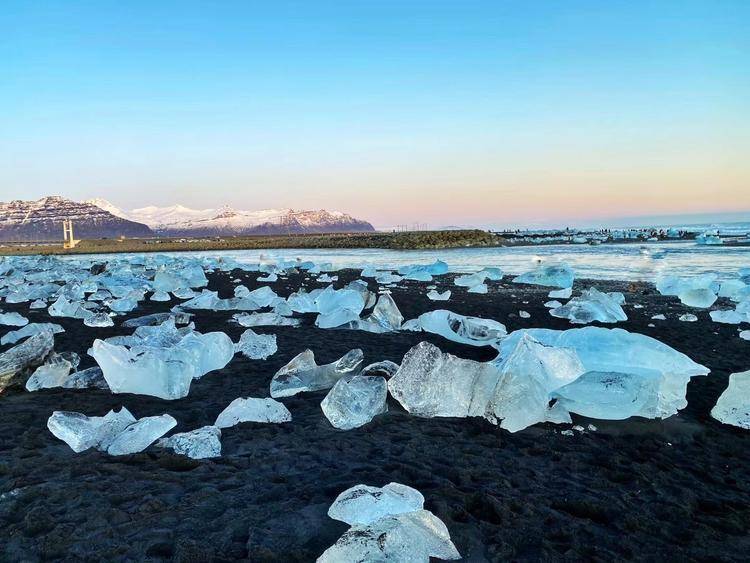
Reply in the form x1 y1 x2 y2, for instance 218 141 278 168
86 199 375 236
0 196 153 242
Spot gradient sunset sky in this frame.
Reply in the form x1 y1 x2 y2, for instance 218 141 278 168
2 1 748 228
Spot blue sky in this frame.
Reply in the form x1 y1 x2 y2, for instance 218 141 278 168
1 1 748 228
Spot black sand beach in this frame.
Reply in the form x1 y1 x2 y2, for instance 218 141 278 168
1 269 749 561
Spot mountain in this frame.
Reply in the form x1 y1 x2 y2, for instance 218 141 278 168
0 196 153 242
89 199 376 236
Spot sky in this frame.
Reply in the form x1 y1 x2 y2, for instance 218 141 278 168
1 1 748 229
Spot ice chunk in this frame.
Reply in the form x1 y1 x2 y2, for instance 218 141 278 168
84 312 114 327
513 264 574 288
214 397 292 428
427 289 451 301
651 314 666 320
545 300 562 308
328 483 424 525
91 321 234 399
416 309 506 347
47 407 136 453
107 414 177 455
321 375 388 430
61 366 109 390
157 425 221 459
122 312 192 328
549 287 572 299
233 312 301 328
367 293 404 331
468 283 488 294
711 370 750 429
0 312 29 327
519 310 531 319
678 288 717 308
1 323 64 345
25 358 72 391
360 360 400 378
0 330 55 392
739 330 749 341
318 509 460 563
550 288 627 324
150 290 171 302
679 313 698 322
235 329 277 360
270 349 363 398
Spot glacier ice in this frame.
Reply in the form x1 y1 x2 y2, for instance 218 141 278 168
0 312 29 327
549 287 573 299
157 425 221 459
427 289 451 301
107 414 177 456
47 407 137 453
83 312 114 327
416 309 507 347
360 360 400 378
214 397 292 428
327 482 424 525
233 312 301 328
549 287 627 324
321 375 388 430
25 357 72 391
513 263 574 288
0 330 55 392
235 329 277 360
1 323 64 346
90 320 234 399
711 370 750 429
270 349 363 398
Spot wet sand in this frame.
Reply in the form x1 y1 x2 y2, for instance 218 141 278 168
1 269 748 561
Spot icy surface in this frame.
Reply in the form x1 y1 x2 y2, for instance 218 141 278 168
270 349 363 398
711 370 750 429
214 397 292 428
327 482 424 525
47 407 136 453
321 375 388 430
157 425 222 459
416 309 506 347
107 414 177 456
235 329 277 359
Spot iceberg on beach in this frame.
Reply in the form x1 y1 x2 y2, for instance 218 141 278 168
214 397 292 428
235 329 277 360
549 288 627 324
47 407 136 453
321 375 388 430
711 370 750 429
107 414 177 456
270 349 363 398
90 319 234 399
415 309 507 347
157 425 222 459
328 482 424 526
513 263 574 289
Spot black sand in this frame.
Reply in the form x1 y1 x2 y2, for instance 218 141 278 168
1 269 749 561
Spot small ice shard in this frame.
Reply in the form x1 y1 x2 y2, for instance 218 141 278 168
235 329 277 360
25 358 72 391
150 290 171 302
468 283 488 294
61 366 109 390
417 309 506 347
549 287 573 299
711 370 750 429
651 314 666 320
360 360 400 378
107 414 177 456
427 289 451 301
550 288 627 324
214 397 292 428
321 375 388 430
710 310 746 324
367 293 404 331
328 482 424 525
513 263 574 288
270 349 363 398
233 312 301 328
47 407 136 453
1 323 64 345
678 288 717 308
258 272 278 282
122 312 192 328
29 299 47 309
0 312 29 327
84 312 114 327
0 330 55 392
545 300 563 308
318 509 460 563
108 297 139 313
173 287 196 299
679 313 698 322
519 310 531 319
157 425 221 459
740 330 750 341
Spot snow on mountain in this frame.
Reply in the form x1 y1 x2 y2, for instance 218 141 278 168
85 200 375 235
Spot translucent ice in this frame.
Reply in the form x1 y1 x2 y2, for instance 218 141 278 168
321 375 388 430
107 414 177 456
25 358 72 391
360 360 400 378
711 370 750 429
416 309 507 347
427 289 451 301
513 264 574 289
214 397 292 428
0 330 55 392
0 323 64 346
234 312 301 328
678 288 717 308
47 407 136 453
327 482 424 525
0 312 29 327
270 349 363 398
157 425 222 459
235 329 278 359
550 288 627 324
